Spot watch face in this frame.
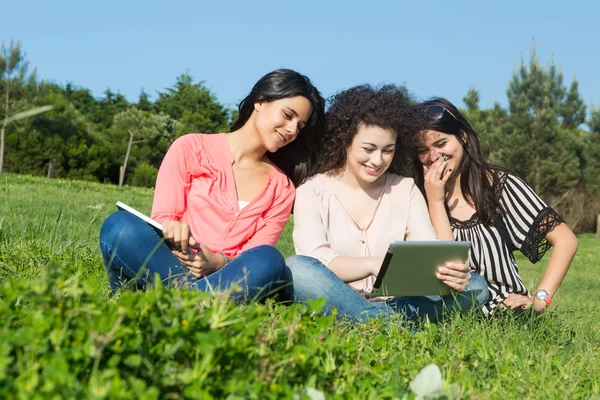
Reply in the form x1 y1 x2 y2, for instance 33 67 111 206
536 290 548 300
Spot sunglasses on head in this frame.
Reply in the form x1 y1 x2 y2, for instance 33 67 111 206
425 105 458 122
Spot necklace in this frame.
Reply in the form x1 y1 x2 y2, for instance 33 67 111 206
233 160 264 171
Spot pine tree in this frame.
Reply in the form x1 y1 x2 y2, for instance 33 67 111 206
461 87 508 162
154 73 230 136
501 43 584 196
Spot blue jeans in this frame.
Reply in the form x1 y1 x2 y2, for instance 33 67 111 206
99 211 292 302
285 255 489 323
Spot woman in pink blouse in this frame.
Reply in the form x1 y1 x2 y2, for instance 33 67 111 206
287 85 488 322
100 69 325 301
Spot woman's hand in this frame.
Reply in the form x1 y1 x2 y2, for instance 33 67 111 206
502 293 546 312
436 261 471 292
173 243 226 278
423 156 452 204
162 219 196 252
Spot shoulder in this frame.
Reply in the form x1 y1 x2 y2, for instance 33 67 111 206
169 133 222 154
296 173 335 194
294 174 338 207
497 170 534 194
268 165 296 199
386 173 419 195
388 173 414 187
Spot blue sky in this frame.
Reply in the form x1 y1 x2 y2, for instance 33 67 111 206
2 0 598 116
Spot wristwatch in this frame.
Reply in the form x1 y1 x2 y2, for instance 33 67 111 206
534 289 553 306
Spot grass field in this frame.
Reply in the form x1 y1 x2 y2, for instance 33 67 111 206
1 173 599 399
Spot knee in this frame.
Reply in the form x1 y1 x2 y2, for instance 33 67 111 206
249 245 285 269
285 255 336 295
100 211 132 241
285 255 326 281
99 211 141 256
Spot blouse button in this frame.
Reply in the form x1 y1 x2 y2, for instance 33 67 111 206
235 212 240 216
361 240 365 244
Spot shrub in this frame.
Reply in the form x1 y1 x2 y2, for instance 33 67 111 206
130 163 158 188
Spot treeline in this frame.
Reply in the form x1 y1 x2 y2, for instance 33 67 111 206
1 40 599 231
0 40 231 188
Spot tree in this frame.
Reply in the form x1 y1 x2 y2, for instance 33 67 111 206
461 87 508 162
137 89 152 112
112 107 179 187
154 73 230 136
0 40 28 175
500 44 585 196
589 105 600 134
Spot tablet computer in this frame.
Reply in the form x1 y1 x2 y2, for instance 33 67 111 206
116 201 177 251
371 241 471 297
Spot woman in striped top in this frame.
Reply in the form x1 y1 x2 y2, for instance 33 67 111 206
413 98 578 316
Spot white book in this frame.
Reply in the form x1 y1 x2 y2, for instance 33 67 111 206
116 201 163 236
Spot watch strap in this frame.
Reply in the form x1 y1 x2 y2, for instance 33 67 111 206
534 289 553 306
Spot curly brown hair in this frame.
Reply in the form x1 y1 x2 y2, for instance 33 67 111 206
315 84 425 177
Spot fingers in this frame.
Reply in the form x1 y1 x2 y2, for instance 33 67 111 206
503 294 533 309
436 156 448 179
162 220 194 252
424 156 443 178
441 166 453 184
437 263 469 278
437 262 470 292
441 278 468 292
176 255 208 278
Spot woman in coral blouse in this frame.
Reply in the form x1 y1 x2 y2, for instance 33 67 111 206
99 69 325 301
287 85 488 322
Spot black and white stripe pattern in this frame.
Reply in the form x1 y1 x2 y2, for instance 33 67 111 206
451 172 563 315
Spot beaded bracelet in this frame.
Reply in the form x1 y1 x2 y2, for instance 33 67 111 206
219 252 230 265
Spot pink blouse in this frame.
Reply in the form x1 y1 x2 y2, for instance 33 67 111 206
151 133 295 257
293 173 436 294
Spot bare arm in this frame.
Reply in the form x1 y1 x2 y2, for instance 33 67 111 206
327 256 383 283
532 223 578 311
427 201 454 241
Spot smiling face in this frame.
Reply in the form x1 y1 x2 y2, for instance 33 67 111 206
417 129 465 176
344 123 397 186
253 96 312 153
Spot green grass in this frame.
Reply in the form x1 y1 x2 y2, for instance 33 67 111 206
1 173 599 399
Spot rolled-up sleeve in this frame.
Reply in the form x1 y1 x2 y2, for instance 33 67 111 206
292 184 339 266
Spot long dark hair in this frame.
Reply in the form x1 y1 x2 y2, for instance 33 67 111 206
316 84 424 177
413 98 505 225
230 69 325 187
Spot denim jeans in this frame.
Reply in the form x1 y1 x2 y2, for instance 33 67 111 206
99 211 292 302
285 255 489 323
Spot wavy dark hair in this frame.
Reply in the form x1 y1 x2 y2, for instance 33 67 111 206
230 69 325 187
413 98 505 225
316 84 425 177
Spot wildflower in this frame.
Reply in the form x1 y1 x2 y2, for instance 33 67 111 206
299 354 306 361
182 320 189 327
